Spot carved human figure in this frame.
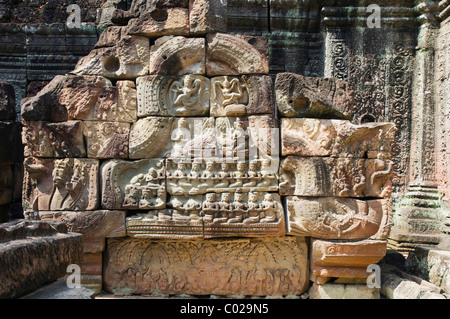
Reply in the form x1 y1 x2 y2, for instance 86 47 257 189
170 75 202 112
213 76 247 116
184 197 202 220
188 162 202 192
243 192 261 224
260 193 277 223
123 184 141 209
170 162 190 188
202 193 219 222
228 192 247 223
49 159 83 210
215 163 231 188
243 161 260 187
171 118 191 158
198 161 215 189
215 192 232 223
230 161 246 188
256 159 276 188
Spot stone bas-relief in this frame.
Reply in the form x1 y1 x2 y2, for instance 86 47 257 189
83 122 130 159
281 118 396 158
126 192 285 239
286 196 392 240
280 156 393 198
101 159 166 210
166 158 278 195
22 157 99 212
103 237 309 296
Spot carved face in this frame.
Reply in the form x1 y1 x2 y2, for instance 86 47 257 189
237 162 246 171
235 193 244 201
249 192 258 202
221 163 229 171
206 193 215 202
52 160 71 187
222 193 231 202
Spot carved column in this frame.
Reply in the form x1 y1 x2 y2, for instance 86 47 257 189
389 0 446 251
322 2 417 194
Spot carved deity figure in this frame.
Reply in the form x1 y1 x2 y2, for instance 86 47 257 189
215 192 232 223
49 159 83 210
260 193 277 223
215 163 231 188
243 192 261 224
170 75 203 112
228 192 247 223
212 76 247 116
202 193 219 222
171 118 191 158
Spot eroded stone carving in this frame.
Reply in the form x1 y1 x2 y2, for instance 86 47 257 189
150 36 205 75
275 72 354 119
137 74 210 117
206 33 269 76
23 157 99 212
101 158 166 210
83 122 130 159
279 156 393 198
22 121 86 158
286 196 393 240
281 118 396 158
103 237 308 296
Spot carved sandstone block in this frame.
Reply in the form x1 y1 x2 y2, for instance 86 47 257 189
206 33 269 76
286 196 393 240
72 35 150 79
149 36 205 75
103 237 309 296
202 191 285 238
166 158 278 195
83 122 130 159
189 0 227 35
22 157 99 212
310 239 387 284
210 75 274 117
279 156 393 198
38 210 126 253
127 8 190 37
136 75 210 117
22 121 86 158
101 159 166 210
281 118 396 158
275 72 354 119
21 75 136 123
129 117 215 159
0 164 14 206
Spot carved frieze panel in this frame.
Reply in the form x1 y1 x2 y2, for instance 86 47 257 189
136 75 210 117
23 157 99 212
279 156 393 198
210 75 274 117
281 118 396 158
22 121 86 158
286 196 392 240
83 122 130 159
103 237 309 296
101 159 166 210
166 158 278 195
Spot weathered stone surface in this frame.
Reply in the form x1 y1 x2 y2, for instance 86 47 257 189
279 156 394 198
72 34 149 79
20 279 96 299
286 196 392 240
189 0 227 35
0 219 82 299
0 81 16 120
206 33 269 76
126 191 285 239
20 75 137 122
129 117 215 159
101 159 166 210
103 237 309 296
22 121 86 158
23 157 99 212
137 75 210 117
281 118 396 158
405 246 450 294
38 210 127 253
309 283 380 299
166 158 278 195
127 8 190 37
149 36 205 75
310 239 387 284
83 122 130 159
210 75 274 117
275 72 354 119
